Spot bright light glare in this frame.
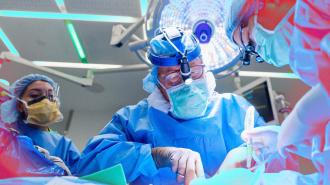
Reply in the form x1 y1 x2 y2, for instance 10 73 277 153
158 0 239 71
140 0 149 16
239 71 299 79
0 28 20 56
65 21 87 63
33 61 122 69
0 10 139 23
0 79 10 86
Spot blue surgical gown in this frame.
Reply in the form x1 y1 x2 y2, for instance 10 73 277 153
0 122 66 178
76 93 265 184
11 120 80 174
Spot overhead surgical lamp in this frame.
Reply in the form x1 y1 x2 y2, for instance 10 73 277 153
127 0 296 80
146 0 240 73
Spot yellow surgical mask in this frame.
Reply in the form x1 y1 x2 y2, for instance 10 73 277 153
21 98 63 127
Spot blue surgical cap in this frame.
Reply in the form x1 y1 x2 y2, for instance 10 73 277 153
149 37 178 57
148 27 201 66
143 27 202 93
224 0 257 43
0 74 58 123
143 67 158 93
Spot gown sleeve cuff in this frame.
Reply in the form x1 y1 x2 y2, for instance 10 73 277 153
139 144 159 177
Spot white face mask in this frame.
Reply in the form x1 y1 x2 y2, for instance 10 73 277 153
167 71 216 119
148 72 216 115
166 77 210 120
252 7 295 67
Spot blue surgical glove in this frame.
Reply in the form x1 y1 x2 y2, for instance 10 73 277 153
152 147 205 185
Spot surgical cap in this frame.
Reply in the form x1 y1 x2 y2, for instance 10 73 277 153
149 32 197 59
143 27 201 93
0 74 58 123
224 0 257 42
143 67 158 93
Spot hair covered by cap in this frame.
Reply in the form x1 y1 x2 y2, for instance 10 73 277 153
147 27 200 66
149 29 197 57
143 27 202 93
0 74 58 123
10 74 57 98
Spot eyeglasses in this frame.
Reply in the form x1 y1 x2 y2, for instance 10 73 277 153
158 64 205 88
26 88 58 103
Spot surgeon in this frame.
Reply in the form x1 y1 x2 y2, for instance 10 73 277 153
76 27 265 185
0 74 80 174
224 0 330 184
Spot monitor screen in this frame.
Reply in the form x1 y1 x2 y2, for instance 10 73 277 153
234 78 278 123
241 81 274 122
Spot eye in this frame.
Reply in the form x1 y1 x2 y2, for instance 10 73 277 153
165 72 182 86
190 65 204 79
29 93 42 99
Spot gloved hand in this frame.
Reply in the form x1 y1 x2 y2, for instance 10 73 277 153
241 125 281 158
152 147 204 185
35 145 72 175
218 147 250 172
35 145 51 158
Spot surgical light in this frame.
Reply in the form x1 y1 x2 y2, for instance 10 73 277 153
32 61 122 69
0 10 139 23
54 0 66 12
147 0 239 73
140 0 149 16
55 0 88 63
0 27 20 56
65 20 88 63
0 79 10 86
193 20 214 44
238 71 299 79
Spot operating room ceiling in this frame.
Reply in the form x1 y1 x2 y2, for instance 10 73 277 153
0 0 149 113
0 0 308 135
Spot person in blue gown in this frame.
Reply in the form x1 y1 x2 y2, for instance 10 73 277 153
0 74 80 175
76 27 265 185
224 0 330 184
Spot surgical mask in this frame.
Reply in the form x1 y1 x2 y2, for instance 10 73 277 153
165 77 210 120
252 8 294 67
19 96 63 127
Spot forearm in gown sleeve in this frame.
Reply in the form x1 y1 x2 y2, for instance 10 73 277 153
277 84 330 157
76 114 158 183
